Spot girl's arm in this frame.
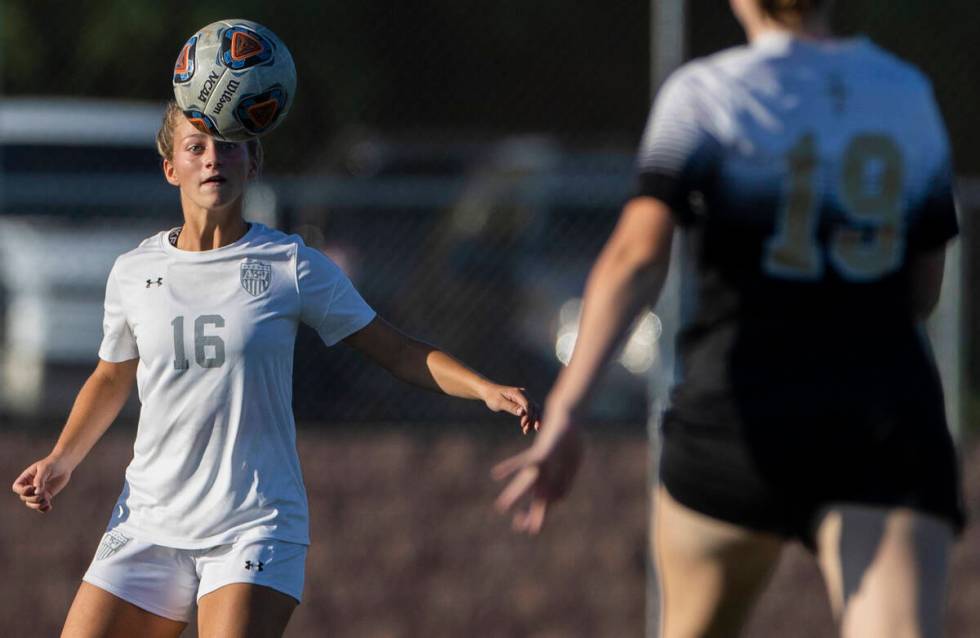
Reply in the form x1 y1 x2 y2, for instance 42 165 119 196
344 317 540 433
494 197 675 533
11 358 138 512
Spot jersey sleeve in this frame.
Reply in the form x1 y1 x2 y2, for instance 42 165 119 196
635 66 723 225
297 245 376 346
98 262 139 362
907 86 958 253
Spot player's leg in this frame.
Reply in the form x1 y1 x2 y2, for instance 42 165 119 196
67 531 197 637
814 505 953 638
196 538 305 637
61 582 187 638
653 485 783 638
197 584 297 637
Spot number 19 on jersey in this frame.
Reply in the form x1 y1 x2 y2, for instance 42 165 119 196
764 133 905 282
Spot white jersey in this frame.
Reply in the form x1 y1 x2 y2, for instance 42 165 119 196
99 223 375 548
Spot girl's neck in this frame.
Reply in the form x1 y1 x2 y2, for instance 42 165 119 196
176 212 250 252
747 13 832 42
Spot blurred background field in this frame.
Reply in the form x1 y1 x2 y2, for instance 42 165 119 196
2 1 979 635
1 429 978 637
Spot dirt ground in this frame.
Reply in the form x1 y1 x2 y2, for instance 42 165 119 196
1 428 976 637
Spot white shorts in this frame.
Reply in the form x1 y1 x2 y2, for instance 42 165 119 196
82 529 307 622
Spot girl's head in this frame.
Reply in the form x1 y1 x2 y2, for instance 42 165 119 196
156 101 263 213
731 0 832 36
156 101 263 170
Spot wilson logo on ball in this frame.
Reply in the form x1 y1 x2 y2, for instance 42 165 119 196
173 35 198 84
221 26 273 70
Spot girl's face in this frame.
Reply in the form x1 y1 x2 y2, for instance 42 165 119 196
162 117 257 212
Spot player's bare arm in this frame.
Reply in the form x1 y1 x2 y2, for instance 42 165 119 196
11 358 138 513
494 196 674 533
541 196 674 418
344 316 541 433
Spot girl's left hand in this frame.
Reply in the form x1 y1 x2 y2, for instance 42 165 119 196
480 385 541 434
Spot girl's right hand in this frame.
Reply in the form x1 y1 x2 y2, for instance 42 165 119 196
11 456 73 513
492 406 584 534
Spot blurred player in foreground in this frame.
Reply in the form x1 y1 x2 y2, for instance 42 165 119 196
495 0 963 635
11 102 540 638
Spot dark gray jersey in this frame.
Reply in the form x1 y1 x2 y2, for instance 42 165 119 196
636 33 957 425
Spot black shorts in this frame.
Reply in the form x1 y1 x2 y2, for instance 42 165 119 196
658 401 966 549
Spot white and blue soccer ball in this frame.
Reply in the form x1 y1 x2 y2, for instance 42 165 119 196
172 19 296 142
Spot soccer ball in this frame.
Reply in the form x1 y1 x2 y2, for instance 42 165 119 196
172 19 296 142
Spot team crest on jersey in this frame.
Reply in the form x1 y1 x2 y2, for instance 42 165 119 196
241 261 272 296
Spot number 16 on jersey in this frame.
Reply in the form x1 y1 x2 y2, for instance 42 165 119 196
172 315 226 370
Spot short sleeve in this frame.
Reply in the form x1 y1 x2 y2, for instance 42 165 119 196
98 263 139 362
297 246 376 346
635 66 723 224
907 85 958 253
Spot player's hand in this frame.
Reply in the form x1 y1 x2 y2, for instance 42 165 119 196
480 384 542 435
492 409 584 534
11 455 73 513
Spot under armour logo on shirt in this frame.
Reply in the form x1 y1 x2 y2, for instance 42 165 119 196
146 277 164 288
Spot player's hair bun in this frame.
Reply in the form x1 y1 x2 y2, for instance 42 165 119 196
760 0 828 15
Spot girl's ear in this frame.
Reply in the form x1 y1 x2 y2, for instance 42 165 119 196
163 157 180 187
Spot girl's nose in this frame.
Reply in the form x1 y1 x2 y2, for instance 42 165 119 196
202 144 220 167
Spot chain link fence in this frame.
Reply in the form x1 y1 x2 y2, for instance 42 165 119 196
3 2 978 424
3 3 980 637
1 1 656 424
